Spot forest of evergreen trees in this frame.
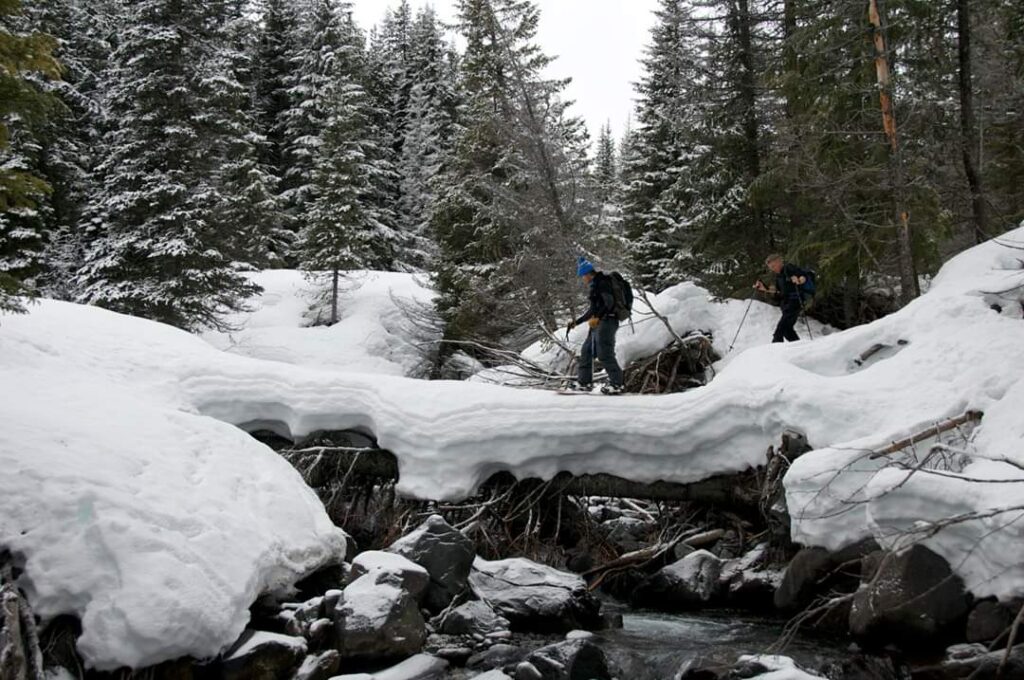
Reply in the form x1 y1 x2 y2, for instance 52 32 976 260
1 0 1022 354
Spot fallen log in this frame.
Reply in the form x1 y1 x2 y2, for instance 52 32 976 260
869 410 983 459
277 442 761 507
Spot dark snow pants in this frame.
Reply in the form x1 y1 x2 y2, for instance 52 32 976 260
772 299 801 343
578 318 624 387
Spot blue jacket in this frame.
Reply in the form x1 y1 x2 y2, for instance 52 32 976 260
575 272 617 325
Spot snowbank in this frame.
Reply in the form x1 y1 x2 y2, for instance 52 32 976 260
473 281 832 384
202 270 437 377
784 229 1024 599
0 304 348 670
4 226 1024 662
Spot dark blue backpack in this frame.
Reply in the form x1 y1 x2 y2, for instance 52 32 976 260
799 268 817 299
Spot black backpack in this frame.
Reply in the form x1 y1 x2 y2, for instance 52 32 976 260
608 271 634 320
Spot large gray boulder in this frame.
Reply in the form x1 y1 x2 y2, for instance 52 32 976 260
849 545 970 652
220 630 306 680
773 547 834 612
516 639 613 680
387 515 475 612
774 539 878 613
334 573 426 663
466 644 530 673
965 599 1014 644
633 550 723 610
349 550 430 603
432 599 511 637
469 558 602 633
293 650 340 680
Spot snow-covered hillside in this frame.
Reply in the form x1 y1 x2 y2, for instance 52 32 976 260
202 270 437 377
784 230 1024 600
2 229 1024 670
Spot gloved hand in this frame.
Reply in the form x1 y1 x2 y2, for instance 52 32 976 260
588 317 600 329
566 320 576 332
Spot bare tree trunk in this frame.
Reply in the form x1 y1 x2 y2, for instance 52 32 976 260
956 0 989 244
330 268 339 325
782 0 798 120
867 0 919 305
733 0 769 250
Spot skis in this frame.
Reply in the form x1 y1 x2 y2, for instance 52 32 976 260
554 389 628 396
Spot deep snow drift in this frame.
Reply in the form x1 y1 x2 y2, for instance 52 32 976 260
0 305 349 670
3 229 1024 670
202 269 437 377
784 229 1024 600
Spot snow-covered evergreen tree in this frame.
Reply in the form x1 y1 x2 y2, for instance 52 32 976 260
294 2 399 323
252 0 303 250
393 6 458 270
0 0 61 314
76 0 260 331
620 0 705 290
594 121 618 205
432 0 590 348
282 0 348 227
203 0 289 268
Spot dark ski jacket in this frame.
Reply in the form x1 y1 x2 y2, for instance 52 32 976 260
575 272 617 325
775 263 807 303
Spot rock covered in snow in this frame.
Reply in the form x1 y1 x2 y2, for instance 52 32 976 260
220 630 307 680
350 550 430 602
470 671 513 680
633 550 723 610
849 545 970 651
469 557 602 633
717 543 781 609
387 515 476 612
334 574 426 663
331 653 449 680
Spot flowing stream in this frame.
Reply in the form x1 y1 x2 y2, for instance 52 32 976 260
591 604 850 680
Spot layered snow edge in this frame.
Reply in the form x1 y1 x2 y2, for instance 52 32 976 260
2 231 1024 669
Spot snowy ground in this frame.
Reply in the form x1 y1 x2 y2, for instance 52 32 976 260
0 303 349 670
784 229 1024 600
3 229 1024 669
202 270 437 377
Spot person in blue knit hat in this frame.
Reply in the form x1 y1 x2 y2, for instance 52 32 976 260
567 257 625 394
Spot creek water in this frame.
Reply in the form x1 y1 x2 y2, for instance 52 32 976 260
592 604 851 680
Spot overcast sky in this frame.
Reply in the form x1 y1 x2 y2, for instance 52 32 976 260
349 0 661 142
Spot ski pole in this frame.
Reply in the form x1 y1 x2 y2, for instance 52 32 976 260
799 296 814 339
728 291 756 353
